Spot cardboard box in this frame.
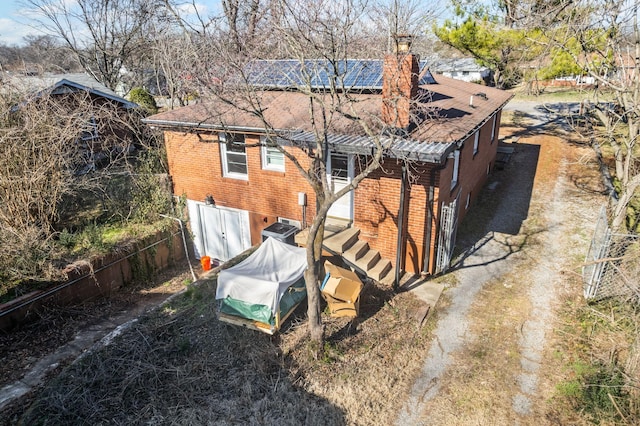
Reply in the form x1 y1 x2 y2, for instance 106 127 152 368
321 261 363 318
323 293 361 318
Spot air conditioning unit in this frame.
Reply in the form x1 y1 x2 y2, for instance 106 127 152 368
262 222 299 245
277 217 301 229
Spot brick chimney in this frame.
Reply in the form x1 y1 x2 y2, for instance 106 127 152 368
382 35 419 131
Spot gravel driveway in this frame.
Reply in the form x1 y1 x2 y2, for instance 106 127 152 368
397 100 605 424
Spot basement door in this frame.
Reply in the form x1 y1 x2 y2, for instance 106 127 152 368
187 200 251 261
327 152 354 221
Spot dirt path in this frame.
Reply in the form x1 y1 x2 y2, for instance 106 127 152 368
398 101 605 424
0 262 194 414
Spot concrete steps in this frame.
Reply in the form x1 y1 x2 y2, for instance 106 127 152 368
357 248 381 271
369 259 392 281
323 227 360 254
343 240 369 263
321 225 394 284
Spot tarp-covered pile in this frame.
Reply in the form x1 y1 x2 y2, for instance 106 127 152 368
216 237 307 334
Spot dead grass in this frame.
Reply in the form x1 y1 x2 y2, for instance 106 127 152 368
13 273 436 425
543 293 640 425
536 141 639 425
422 240 541 424
7 107 638 425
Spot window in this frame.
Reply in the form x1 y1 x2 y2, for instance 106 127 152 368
450 150 460 190
491 114 497 142
81 116 98 141
473 130 479 155
261 137 285 171
220 133 248 179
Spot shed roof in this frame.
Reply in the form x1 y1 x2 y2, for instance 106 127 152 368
2 73 137 109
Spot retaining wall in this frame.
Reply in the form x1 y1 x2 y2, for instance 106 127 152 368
0 229 187 331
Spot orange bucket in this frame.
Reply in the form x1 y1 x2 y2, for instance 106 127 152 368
200 256 211 271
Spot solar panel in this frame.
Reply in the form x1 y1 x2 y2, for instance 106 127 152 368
418 61 437 85
246 59 436 90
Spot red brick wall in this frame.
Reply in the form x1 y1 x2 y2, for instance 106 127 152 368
164 109 503 276
382 53 419 129
353 159 402 262
353 159 441 274
438 114 499 220
165 130 316 242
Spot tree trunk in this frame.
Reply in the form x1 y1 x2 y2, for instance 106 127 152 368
304 217 326 345
304 267 324 342
612 175 640 230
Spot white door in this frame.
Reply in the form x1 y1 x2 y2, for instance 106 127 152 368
200 206 226 260
219 208 247 259
327 152 354 221
187 200 251 261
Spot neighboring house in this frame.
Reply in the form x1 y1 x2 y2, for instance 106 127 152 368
425 57 491 84
143 49 512 284
3 73 139 173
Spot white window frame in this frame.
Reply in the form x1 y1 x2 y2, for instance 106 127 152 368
491 114 497 142
220 133 248 180
450 150 460 190
261 137 285 171
473 130 480 155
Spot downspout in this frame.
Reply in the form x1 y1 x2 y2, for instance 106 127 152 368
159 214 197 283
394 161 408 290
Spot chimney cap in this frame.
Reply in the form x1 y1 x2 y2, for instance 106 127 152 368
394 34 413 53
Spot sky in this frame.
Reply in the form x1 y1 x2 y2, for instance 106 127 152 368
0 0 448 47
0 1 38 46
0 1 218 46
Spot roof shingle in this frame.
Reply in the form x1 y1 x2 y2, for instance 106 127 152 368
144 71 512 163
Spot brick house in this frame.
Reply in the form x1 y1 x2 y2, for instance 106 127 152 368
143 50 512 284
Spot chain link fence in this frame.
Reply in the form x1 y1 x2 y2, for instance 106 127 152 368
583 206 640 302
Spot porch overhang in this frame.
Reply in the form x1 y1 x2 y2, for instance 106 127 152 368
143 119 457 164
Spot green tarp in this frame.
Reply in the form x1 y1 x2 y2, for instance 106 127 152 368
219 277 306 325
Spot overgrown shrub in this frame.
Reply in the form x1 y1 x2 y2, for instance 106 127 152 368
130 146 172 223
0 83 171 293
128 87 158 115
0 226 63 300
556 300 640 423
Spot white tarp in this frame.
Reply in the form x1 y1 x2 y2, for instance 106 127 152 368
216 237 307 315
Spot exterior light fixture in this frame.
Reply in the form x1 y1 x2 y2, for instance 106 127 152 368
205 194 215 206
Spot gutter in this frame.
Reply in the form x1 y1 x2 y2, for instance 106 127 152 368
142 118 293 136
144 95 512 165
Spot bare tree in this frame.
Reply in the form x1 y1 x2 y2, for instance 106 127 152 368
367 0 445 55
535 0 640 231
22 0 159 90
162 0 432 343
0 35 81 73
